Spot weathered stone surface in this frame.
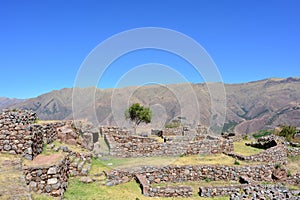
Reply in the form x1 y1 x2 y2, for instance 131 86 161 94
224 144 287 164
47 166 58 175
106 164 274 187
23 155 69 197
47 178 58 185
229 184 300 199
272 168 287 180
81 132 94 151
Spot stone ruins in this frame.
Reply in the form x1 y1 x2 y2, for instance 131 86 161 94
0 109 300 199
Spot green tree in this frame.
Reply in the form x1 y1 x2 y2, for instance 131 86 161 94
278 125 296 142
125 103 152 134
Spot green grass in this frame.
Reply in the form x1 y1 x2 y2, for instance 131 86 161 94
52 140 89 153
252 130 272 139
31 193 56 200
287 184 300 190
89 158 111 175
64 178 229 200
165 122 181 128
234 140 263 156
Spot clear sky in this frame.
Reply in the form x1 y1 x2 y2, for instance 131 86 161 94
0 0 299 98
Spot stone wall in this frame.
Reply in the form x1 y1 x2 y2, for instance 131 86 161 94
104 133 233 158
106 164 274 186
229 184 300 199
0 110 66 160
199 185 245 197
162 127 183 136
143 165 273 183
23 154 69 197
287 172 300 186
0 109 37 125
287 147 300 157
68 152 92 176
41 122 66 144
135 173 193 197
100 126 129 137
107 164 279 198
225 144 287 164
0 110 43 160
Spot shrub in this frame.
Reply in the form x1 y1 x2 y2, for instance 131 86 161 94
165 121 181 128
278 125 296 142
242 134 249 140
275 163 282 169
253 130 272 139
234 160 240 165
204 177 211 182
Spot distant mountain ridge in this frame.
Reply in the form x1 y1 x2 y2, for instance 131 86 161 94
0 97 24 110
2 77 300 134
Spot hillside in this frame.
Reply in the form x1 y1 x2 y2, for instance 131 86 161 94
4 77 300 134
0 97 24 110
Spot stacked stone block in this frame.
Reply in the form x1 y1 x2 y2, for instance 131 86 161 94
23 155 69 197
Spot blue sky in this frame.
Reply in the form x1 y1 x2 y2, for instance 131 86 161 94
0 0 299 98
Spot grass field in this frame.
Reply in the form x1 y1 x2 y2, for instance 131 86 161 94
287 155 300 175
233 140 263 156
90 153 261 172
63 178 229 200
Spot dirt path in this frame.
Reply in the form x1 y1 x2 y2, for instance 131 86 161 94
0 154 31 200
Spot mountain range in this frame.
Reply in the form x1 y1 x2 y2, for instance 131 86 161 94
1 77 300 134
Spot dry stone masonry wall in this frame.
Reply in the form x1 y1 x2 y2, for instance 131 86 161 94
229 184 300 200
0 110 66 160
287 147 300 157
106 164 274 186
199 185 245 197
108 164 300 198
100 126 130 137
0 110 42 160
225 144 287 164
103 127 233 158
23 154 69 197
135 174 193 197
41 122 66 144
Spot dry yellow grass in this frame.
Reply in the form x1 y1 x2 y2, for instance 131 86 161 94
0 154 30 198
233 140 263 156
287 155 300 175
36 120 62 124
93 153 261 172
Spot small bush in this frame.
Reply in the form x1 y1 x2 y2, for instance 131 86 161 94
253 130 272 139
242 134 249 140
287 170 291 177
275 163 282 169
165 121 181 128
234 160 240 165
278 125 296 142
204 177 211 182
